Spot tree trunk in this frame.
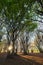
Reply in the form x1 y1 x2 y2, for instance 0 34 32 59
21 39 28 54
12 31 14 54
7 31 10 45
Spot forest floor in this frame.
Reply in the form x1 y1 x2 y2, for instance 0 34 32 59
0 53 43 65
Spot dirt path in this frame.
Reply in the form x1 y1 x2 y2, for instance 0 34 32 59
0 53 43 65
19 54 43 65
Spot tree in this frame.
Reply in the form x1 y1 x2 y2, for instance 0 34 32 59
36 30 43 53
0 0 37 54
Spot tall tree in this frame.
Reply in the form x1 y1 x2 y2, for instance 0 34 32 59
0 0 37 54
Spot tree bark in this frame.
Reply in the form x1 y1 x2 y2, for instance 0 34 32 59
7 31 10 45
21 38 28 54
12 31 14 54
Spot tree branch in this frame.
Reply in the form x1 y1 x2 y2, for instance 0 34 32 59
37 0 43 8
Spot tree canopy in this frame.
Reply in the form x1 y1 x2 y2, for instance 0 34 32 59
0 0 38 33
